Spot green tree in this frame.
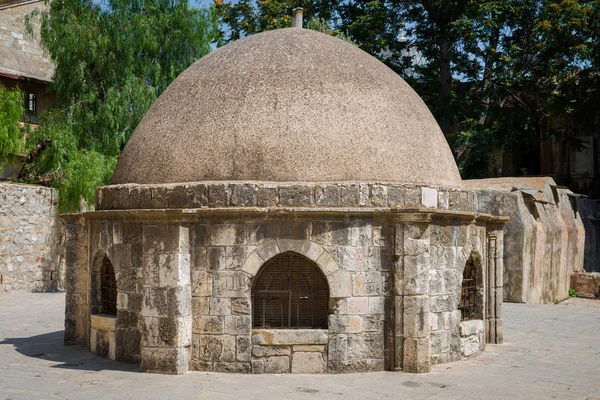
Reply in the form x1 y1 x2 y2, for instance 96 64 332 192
215 0 341 43
24 0 218 211
0 87 25 163
340 0 599 177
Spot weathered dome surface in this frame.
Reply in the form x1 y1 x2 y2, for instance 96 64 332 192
111 28 462 186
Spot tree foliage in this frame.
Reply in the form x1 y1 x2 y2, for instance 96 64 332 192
0 87 25 163
215 0 341 43
24 0 218 211
216 0 600 178
340 0 600 177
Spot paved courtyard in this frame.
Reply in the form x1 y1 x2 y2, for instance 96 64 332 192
0 292 598 400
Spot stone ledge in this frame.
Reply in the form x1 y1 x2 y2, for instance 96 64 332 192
252 329 328 345
95 182 480 214
91 314 117 332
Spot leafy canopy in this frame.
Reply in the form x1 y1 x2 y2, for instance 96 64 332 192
216 0 600 178
0 87 25 163
25 0 218 212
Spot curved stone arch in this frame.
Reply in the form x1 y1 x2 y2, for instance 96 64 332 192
457 250 485 320
241 239 347 298
90 249 118 315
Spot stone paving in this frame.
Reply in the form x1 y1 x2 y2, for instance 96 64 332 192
0 292 599 400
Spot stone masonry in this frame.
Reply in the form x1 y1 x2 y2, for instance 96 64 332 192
0 183 64 292
64 181 507 374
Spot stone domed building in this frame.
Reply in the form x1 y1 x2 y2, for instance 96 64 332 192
64 27 507 375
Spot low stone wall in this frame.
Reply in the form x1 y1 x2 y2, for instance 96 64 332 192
0 183 64 292
251 329 328 373
459 320 485 357
570 272 600 299
468 177 584 304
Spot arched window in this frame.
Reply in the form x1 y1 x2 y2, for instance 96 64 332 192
459 254 482 321
100 256 117 315
253 252 329 329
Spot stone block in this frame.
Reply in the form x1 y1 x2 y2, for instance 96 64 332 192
459 319 484 337
187 183 208 207
211 224 245 246
192 297 209 316
315 185 340 206
388 187 404 207
252 329 328 345
252 360 265 374
340 184 360 206
293 345 325 352
224 315 252 335
140 347 188 375
347 332 384 359
191 269 212 297
359 183 369 206
208 184 229 207
371 185 388 207
167 185 191 209
142 225 165 253
279 185 313 207
256 186 278 207
213 271 250 297
403 295 430 338
252 345 291 357
404 187 422 208
209 298 231 315
91 314 116 331
402 337 431 373
368 297 385 314
347 297 368 314
142 287 168 317
329 315 362 333
214 362 251 373
230 184 256 207
329 270 352 298
159 253 190 287
193 315 224 334
231 297 251 315
196 335 235 362
264 356 290 373
166 286 191 317
292 352 327 373
421 187 438 208
237 336 252 361
461 335 480 357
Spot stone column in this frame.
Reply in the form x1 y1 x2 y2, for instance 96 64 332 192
63 214 89 346
140 224 192 374
486 228 504 344
393 218 432 373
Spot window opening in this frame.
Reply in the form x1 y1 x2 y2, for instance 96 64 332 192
252 252 329 329
459 256 480 321
100 256 117 315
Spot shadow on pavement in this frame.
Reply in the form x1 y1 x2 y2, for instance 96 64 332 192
0 330 137 372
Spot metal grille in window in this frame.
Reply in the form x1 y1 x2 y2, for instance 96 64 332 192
101 256 117 315
253 252 329 329
459 257 478 321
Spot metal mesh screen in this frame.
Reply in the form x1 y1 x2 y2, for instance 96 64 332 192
459 257 478 321
253 252 329 329
101 256 117 315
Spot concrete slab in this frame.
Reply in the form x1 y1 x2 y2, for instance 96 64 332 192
1 292 599 400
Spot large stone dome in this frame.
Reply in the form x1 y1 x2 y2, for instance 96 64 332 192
111 28 461 186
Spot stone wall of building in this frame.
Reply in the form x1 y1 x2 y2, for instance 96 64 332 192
65 181 506 374
469 177 585 304
0 182 63 292
0 0 54 82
